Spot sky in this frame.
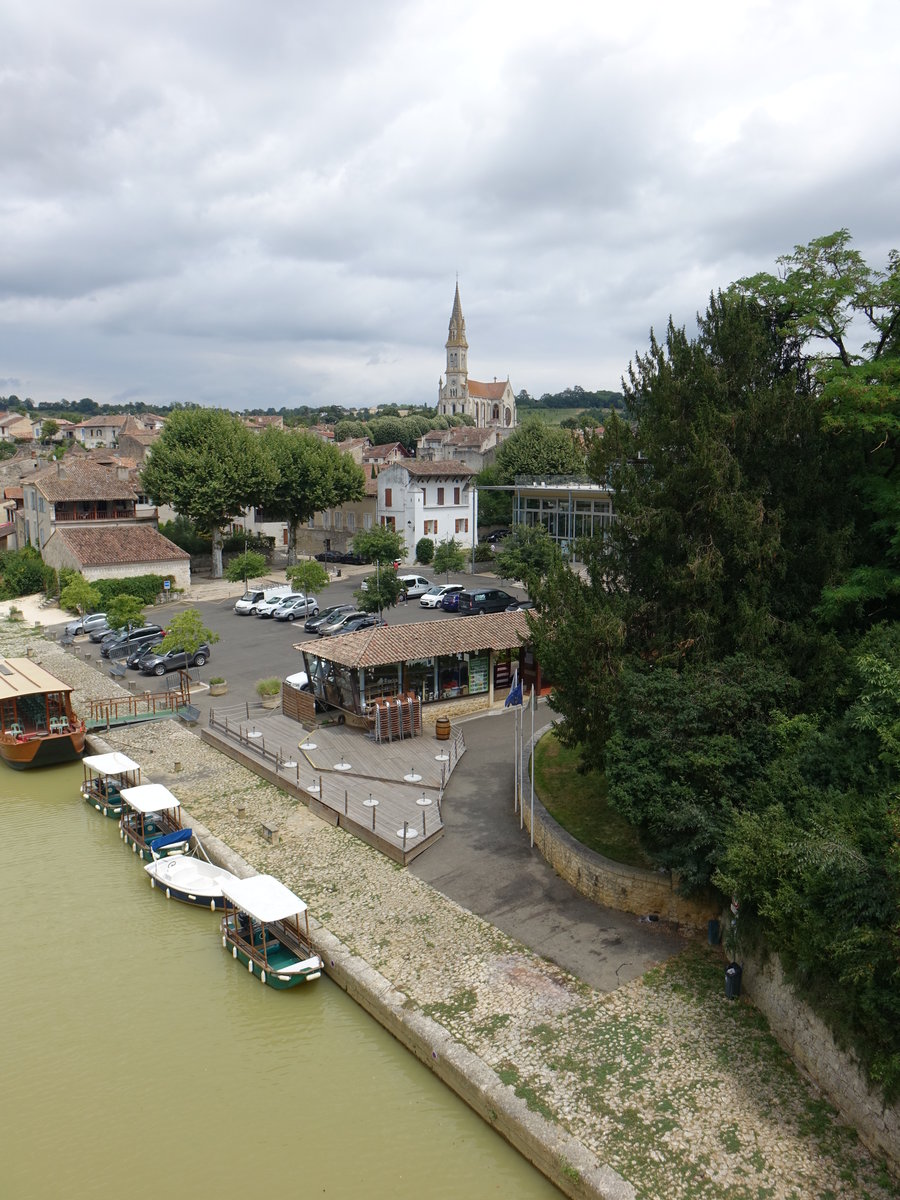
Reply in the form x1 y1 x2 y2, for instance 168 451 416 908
2 0 899 413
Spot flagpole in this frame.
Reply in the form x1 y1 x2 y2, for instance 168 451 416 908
513 697 518 812
529 684 535 848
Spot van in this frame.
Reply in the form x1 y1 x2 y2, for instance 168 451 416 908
457 588 514 615
233 585 291 615
397 575 432 600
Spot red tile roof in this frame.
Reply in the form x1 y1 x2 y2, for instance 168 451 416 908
47 525 190 566
297 611 529 669
30 461 137 502
467 379 509 400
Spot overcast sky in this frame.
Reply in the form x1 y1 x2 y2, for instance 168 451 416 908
2 0 898 412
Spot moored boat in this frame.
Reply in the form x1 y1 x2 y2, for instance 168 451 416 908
80 751 142 818
220 874 323 988
0 657 86 770
144 853 242 910
118 782 191 860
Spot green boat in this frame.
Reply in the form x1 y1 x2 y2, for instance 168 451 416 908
80 751 142 818
220 875 323 989
118 782 190 861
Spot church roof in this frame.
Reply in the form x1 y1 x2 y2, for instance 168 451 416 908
445 282 468 349
467 379 509 400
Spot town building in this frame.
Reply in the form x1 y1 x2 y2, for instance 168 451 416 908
41 524 191 590
377 460 477 556
17 460 153 552
512 475 615 561
437 285 516 431
73 413 128 449
415 425 500 471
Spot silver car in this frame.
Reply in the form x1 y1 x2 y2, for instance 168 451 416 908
272 595 320 622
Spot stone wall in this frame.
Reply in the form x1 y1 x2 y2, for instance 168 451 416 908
742 952 900 1177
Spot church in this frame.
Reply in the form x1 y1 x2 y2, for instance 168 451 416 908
437 284 516 430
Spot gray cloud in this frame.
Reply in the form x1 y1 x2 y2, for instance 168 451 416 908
1 0 899 410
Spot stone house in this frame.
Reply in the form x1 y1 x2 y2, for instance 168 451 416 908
41 524 191 590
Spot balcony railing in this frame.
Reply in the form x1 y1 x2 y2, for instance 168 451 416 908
52 506 136 522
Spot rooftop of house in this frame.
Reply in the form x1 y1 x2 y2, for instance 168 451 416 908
382 459 476 480
296 610 529 669
45 524 190 566
28 460 138 503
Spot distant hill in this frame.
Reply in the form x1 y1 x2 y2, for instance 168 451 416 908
516 386 624 412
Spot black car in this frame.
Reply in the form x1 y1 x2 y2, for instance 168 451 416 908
456 588 514 615
125 642 161 669
100 625 166 658
138 644 211 677
506 598 535 611
304 603 355 633
333 614 382 636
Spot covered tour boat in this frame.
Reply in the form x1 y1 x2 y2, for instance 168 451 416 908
0 656 86 769
118 782 191 861
220 874 323 988
80 752 142 818
145 851 241 911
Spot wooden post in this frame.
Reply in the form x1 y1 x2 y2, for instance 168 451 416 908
344 789 348 815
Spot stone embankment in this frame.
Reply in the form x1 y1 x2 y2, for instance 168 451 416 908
4 615 898 1200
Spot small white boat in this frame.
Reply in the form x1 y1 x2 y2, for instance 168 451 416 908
144 855 241 911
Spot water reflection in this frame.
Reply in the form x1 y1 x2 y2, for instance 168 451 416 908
1 762 559 1199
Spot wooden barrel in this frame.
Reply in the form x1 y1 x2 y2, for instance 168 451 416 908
435 715 451 741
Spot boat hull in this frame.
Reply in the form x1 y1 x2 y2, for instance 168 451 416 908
80 786 124 818
224 941 322 989
145 857 238 910
0 729 86 770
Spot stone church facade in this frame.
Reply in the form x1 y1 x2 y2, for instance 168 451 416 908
437 285 516 430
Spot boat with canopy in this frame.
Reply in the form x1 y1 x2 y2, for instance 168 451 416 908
80 751 142 818
220 874 323 988
0 657 86 769
118 782 191 860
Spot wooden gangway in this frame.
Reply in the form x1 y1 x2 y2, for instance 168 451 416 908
86 680 192 730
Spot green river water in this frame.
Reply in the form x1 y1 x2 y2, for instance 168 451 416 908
0 761 560 1200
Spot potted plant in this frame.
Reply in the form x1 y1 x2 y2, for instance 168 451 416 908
208 676 228 696
256 677 282 709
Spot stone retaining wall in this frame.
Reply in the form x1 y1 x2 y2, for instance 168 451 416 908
522 760 714 934
742 951 900 1177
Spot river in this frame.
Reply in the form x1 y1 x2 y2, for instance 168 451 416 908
1 761 560 1199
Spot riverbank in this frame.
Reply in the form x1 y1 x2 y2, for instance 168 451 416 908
3 615 896 1200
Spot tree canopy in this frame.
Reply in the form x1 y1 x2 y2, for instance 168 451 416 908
141 408 276 578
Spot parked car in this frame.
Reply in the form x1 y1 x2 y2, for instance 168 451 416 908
419 584 463 609
65 611 108 637
125 642 161 669
397 574 432 600
272 594 319 621
138 643 211 676
440 591 461 612
91 620 122 643
233 588 266 615
255 590 297 618
456 588 515 615
506 597 535 611
336 614 382 636
284 670 309 690
100 624 166 659
317 610 368 637
304 604 355 633
314 550 344 563
486 528 511 543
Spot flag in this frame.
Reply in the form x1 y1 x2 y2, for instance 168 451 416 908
504 668 523 707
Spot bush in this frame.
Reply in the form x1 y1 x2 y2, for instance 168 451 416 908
474 541 495 562
94 574 164 607
223 532 274 554
0 546 54 600
159 516 211 556
255 677 281 697
415 537 434 565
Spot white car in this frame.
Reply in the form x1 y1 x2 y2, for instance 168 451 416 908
419 584 463 608
397 574 432 600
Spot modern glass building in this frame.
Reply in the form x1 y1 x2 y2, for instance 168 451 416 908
512 475 614 560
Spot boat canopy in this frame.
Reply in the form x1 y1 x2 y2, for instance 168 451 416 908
82 751 141 775
119 783 181 814
0 657 74 702
220 874 308 923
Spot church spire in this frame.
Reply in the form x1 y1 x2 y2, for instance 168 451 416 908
446 282 468 349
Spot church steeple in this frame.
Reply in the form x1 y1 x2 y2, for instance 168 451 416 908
444 282 468 401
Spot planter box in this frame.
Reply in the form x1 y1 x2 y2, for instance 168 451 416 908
209 682 228 696
259 693 280 709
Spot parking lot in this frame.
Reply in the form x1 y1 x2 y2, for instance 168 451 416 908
94 566 529 714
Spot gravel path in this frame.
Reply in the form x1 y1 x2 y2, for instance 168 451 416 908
4 613 897 1200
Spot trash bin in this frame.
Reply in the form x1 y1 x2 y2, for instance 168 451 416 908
725 961 742 1000
708 918 720 945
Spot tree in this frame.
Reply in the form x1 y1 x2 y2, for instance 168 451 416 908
476 418 587 526
106 594 146 631
159 608 219 656
59 574 100 618
432 537 466 578
493 525 558 588
40 419 59 444
286 560 330 594
355 565 403 618
352 525 405 565
141 408 277 578
225 551 267 585
261 428 365 564
415 537 434 565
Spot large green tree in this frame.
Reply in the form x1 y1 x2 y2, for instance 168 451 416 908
476 418 586 526
142 409 276 578
261 428 365 564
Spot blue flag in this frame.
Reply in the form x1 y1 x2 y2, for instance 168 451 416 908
504 668 523 707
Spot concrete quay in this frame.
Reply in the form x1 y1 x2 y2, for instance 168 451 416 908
3 615 897 1200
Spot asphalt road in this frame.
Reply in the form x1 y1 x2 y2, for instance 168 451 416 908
100 568 529 712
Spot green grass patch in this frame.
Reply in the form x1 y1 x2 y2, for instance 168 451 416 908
533 732 652 868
